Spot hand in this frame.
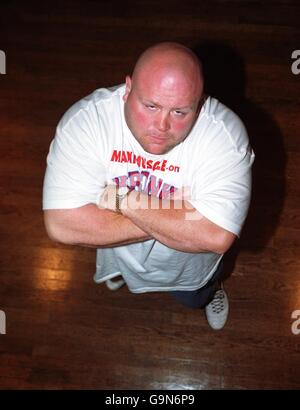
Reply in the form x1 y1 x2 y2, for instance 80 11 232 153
169 185 191 201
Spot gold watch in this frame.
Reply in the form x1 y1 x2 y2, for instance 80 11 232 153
116 186 130 213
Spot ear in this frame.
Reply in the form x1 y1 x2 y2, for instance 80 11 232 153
123 76 132 102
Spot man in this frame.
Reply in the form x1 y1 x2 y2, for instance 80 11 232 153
43 42 254 330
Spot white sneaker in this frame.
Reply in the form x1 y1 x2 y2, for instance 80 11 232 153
93 273 125 291
205 285 229 330
105 277 125 291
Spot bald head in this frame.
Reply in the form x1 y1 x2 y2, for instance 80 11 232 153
123 42 205 155
131 42 204 99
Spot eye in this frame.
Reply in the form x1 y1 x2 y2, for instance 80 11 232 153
174 110 186 116
145 104 157 111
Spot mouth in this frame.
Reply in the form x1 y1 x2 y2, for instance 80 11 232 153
148 135 167 144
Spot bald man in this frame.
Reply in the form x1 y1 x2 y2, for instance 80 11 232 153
43 42 254 330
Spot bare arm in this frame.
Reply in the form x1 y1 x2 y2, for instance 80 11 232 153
44 203 152 248
121 190 236 254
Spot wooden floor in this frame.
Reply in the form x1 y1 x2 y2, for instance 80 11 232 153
0 0 300 389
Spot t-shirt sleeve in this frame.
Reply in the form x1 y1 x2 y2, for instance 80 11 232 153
189 121 255 237
42 108 107 210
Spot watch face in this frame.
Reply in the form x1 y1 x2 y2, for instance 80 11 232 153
118 186 130 196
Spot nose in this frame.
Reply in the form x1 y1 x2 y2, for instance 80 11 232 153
156 112 170 132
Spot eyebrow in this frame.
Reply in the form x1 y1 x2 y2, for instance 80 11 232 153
142 99 193 111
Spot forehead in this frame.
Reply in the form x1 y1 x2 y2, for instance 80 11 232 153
134 73 199 108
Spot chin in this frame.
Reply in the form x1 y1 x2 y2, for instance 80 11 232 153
145 145 171 155
137 135 174 155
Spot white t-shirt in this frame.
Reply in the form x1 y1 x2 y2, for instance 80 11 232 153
43 84 255 293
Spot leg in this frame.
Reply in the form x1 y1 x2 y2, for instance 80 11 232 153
170 260 224 309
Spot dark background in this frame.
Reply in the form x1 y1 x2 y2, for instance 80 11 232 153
0 0 299 389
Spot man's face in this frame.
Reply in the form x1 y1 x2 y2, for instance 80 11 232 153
123 73 202 155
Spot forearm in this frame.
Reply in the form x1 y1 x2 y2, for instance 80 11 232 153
121 191 226 254
44 203 151 248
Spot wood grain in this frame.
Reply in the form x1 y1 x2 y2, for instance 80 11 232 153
0 0 299 389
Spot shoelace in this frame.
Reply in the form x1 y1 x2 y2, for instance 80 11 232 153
210 290 225 314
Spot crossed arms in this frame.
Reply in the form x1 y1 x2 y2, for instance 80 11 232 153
44 187 236 254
